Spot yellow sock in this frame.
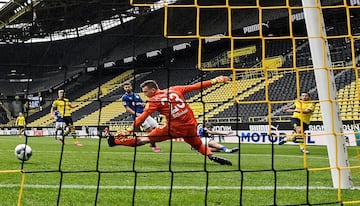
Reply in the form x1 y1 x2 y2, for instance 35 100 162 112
299 142 305 149
71 132 78 141
63 130 70 136
285 136 295 142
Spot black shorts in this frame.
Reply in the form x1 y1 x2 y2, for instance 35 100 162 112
62 116 74 126
291 118 309 132
18 126 25 130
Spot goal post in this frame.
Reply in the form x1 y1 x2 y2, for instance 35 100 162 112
302 0 353 189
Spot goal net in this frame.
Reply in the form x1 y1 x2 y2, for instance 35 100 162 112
1 0 360 205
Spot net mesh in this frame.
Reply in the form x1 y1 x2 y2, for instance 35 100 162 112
0 0 360 205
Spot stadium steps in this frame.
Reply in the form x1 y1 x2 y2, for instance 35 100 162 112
74 101 126 126
190 77 264 119
101 71 155 124
27 70 134 127
74 73 149 126
306 68 357 121
75 93 147 126
25 71 96 123
311 80 359 121
204 74 284 121
187 83 223 116
199 74 283 121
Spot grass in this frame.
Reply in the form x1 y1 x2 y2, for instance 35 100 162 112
1 135 360 206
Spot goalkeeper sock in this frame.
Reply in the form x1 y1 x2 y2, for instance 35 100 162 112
114 138 144 147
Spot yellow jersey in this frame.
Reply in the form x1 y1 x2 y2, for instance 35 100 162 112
16 115 26 126
292 101 315 124
52 98 73 117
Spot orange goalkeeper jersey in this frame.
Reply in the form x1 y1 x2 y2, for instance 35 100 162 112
134 80 213 128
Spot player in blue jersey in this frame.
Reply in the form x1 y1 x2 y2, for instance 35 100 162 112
122 83 161 152
54 110 65 141
197 123 239 153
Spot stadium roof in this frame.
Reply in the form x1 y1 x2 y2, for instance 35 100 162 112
0 0 163 42
0 0 344 43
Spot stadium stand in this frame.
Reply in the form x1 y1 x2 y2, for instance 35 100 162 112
0 0 358 125
27 70 134 126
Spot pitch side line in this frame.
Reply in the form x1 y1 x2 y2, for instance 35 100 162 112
0 184 359 190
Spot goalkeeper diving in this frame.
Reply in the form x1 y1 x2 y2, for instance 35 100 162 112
104 75 233 166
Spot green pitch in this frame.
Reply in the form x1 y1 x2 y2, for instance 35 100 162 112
0 136 360 206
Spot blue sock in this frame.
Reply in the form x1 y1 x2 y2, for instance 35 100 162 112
220 146 227 151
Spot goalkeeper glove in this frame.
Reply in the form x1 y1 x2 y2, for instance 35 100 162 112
211 76 229 84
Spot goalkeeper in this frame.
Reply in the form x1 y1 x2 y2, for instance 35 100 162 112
105 75 233 166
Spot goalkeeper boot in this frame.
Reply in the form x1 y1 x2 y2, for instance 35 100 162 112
152 147 161 153
190 147 198 152
106 134 116 147
208 154 232 166
104 127 110 136
149 143 161 153
103 127 115 147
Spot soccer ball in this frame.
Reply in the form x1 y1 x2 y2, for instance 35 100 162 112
14 144 32 161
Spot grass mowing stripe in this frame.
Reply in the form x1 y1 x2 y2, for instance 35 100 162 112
0 149 330 160
1 136 359 205
1 184 357 190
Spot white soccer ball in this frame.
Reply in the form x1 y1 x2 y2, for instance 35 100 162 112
14 144 32 161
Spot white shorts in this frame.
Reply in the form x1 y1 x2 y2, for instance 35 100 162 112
200 137 214 146
55 122 65 130
141 116 158 130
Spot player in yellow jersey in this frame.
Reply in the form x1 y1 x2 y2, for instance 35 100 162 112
16 112 26 137
279 92 315 154
50 89 82 146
